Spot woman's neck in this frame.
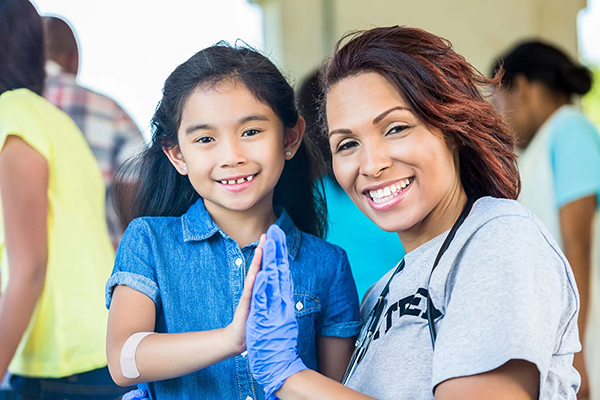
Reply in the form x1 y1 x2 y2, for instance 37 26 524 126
398 184 468 254
205 198 278 248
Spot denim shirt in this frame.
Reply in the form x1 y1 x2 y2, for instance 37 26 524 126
106 199 361 400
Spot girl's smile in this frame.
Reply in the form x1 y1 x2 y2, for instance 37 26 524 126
216 173 258 192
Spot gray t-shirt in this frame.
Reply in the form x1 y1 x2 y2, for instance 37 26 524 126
347 197 580 399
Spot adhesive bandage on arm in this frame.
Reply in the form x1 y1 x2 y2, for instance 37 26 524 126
120 332 156 379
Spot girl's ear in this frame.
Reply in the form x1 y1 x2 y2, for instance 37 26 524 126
284 115 306 160
163 145 188 175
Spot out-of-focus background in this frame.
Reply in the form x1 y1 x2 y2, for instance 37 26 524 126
31 0 600 136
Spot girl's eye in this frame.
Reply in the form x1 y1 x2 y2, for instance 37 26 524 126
242 129 260 137
386 125 410 136
194 136 214 144
335 140 358 153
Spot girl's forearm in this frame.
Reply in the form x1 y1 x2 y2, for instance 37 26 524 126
0 274 46 377
276 369 376 400
112 327 240 386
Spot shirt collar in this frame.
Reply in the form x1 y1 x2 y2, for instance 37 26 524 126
181 198 301 259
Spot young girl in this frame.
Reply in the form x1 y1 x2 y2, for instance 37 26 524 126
105 44 361 399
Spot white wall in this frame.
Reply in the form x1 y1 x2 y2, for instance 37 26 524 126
253 0 587 83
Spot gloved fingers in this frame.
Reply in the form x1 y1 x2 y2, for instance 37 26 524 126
121 389 149 400
262 239 281 304
251 270 268 313
267 225 293 300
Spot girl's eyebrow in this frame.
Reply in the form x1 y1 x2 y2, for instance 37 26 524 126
238 114 270 124
185 115 270 135
186 123 213 134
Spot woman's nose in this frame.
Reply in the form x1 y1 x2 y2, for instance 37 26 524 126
360 141 392 178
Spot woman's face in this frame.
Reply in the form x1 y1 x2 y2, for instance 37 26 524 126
326 72 463 238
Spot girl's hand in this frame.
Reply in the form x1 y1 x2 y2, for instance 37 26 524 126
225 234 267 355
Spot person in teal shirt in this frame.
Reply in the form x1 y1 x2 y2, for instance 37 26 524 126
298 71 405 300
492 41 600 400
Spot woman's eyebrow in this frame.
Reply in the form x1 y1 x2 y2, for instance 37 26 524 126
328 128 353 137
372 106 411 125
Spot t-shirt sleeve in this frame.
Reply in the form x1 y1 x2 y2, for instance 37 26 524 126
316 247 362 337
105 218 161 309
431 215 578 391
0 94 52 160
550 113 600 207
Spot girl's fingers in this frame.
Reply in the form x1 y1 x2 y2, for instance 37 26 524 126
242 234 267 301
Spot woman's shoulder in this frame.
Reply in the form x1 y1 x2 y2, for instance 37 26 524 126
464 197 561 251
454 197 574 287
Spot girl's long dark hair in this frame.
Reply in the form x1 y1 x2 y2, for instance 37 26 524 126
115 44 327 238
322 26 520 201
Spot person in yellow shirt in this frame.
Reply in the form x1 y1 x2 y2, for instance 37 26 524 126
0 0 131 397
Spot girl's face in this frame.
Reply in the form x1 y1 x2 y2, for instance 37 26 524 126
326 72 464 239
165 80 303 219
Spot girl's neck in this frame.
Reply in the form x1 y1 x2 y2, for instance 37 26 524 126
205 198 278 248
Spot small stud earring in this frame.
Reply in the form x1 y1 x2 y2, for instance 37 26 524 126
182 165 187 171
285 151 292 157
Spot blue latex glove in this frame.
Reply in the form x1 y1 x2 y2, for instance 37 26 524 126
246 225 307 400
121 388 149 400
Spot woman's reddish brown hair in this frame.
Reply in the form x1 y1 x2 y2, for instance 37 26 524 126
322 26 520 200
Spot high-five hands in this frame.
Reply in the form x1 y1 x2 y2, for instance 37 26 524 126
246 225 307 400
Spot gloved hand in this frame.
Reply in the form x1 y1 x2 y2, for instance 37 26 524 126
246 225 307 400
121 388 150 400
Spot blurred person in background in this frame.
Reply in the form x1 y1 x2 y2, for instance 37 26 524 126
0 0 131 397
297 70 405 300
43 16 145 250
492 41 600 400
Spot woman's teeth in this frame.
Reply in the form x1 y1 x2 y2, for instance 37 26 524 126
368 178 412 203
220 175 255 185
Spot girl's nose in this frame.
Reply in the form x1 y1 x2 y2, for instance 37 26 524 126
220 138 247 167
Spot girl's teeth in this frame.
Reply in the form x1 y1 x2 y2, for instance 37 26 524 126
220 175 256 185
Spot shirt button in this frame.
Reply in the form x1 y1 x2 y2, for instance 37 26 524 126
295 301 304 311
246 396 253 400
235 257 243 267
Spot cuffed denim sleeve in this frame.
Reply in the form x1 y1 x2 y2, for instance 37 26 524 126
105 218 161 309
316 247 362 337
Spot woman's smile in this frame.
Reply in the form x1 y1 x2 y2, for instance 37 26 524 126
363 176 414 211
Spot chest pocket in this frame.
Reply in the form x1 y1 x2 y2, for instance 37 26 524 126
293 292 321 358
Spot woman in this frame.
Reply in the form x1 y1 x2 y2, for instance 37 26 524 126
492 41 599 400
0 0 130 397
244 26 582 399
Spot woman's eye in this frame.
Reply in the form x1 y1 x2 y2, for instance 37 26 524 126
386 125 410 136
194 136 214 144
242 129 260 137
336 140 358 153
